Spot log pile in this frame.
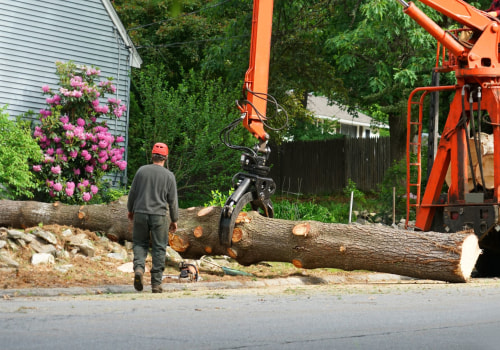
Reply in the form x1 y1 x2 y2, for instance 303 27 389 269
0 199 481 283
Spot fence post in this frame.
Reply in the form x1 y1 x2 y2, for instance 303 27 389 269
349 191 354 224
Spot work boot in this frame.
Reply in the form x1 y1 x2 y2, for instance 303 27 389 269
152 284 163 293
134 270 144 292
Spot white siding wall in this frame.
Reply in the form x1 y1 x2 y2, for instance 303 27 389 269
0 0 135 185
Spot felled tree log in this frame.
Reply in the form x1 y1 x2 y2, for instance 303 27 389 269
0 198 131 242
0 199 480 282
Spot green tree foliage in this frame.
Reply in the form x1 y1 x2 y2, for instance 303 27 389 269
325 0 492 161
0 106 42 199
129 65 253 205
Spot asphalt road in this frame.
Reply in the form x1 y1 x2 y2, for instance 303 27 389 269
1 280 499 350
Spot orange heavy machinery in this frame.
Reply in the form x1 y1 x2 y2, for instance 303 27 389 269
397 0 500 273
219 0 287 246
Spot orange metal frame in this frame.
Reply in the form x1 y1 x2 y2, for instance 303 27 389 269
402 0 500 231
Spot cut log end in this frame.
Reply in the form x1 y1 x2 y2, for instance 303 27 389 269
232 228 243 243
235 212 250 224
292 223 310 237
292 259 303 268
197 207 214 217
227 248 237 259
459 234 482 280
193 226 203 238
169 233 190 252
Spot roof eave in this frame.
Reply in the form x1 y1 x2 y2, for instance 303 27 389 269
102 0 142 68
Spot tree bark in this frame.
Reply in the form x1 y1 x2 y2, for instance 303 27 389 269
0 199 480 283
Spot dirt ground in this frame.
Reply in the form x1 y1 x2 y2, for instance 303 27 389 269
1 224 351 290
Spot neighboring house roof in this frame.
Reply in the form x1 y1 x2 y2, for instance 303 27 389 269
102 0 142 68
307 94 388 129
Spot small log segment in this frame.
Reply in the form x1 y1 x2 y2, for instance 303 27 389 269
0 199 480 282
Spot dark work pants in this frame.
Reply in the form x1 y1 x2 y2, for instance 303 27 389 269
132 213 168 286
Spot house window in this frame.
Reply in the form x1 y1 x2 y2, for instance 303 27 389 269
365 129 370 138
341 124 357 137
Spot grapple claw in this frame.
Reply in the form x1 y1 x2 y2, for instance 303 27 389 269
219 173 275 246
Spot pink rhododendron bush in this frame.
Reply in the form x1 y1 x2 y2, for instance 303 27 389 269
30 61 127 203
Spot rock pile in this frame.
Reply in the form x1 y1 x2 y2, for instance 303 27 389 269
0 225 130 269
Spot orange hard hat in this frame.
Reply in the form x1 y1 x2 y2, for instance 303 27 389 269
152 142 169 156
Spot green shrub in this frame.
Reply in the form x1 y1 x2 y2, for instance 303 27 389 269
274 199 343 223
204 189 233 208
0 105 42 199
376 158 409 222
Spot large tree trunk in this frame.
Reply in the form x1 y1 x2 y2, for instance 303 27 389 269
0 199 480 283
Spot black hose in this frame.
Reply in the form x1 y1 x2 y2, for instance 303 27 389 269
461 84 478 190
476 87 486 190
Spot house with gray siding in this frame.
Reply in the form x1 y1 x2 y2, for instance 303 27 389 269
0 0 141 185
307 94 389 138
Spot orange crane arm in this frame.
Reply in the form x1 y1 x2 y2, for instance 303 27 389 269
419 0 493 31
240 0 274 142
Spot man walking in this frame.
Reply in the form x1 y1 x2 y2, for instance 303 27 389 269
127 143 178 293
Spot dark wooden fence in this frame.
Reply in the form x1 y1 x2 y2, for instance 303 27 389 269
268 137 391 195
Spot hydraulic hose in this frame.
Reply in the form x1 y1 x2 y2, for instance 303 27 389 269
461 84 478 190
476 87 486 190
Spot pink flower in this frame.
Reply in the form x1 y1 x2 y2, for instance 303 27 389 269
116 136 125 143
77 118 86 127
60 115 69 124
63 123 75 131
72 90 83 98
51 165 61 174
90 185 98 195
73 168 81 175
42 85 50 93
66 181 76 190
117 160 127 171
32 165 42 172
70 76 83 87
82 192 91 202
39 109 52 117
53 183 63 192
65 187 74 197
69 150 78 158
85 165 94 173
33 126 43 138
46 148 54 156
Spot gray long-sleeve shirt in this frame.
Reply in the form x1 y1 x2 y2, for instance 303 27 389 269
127 164 179 222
